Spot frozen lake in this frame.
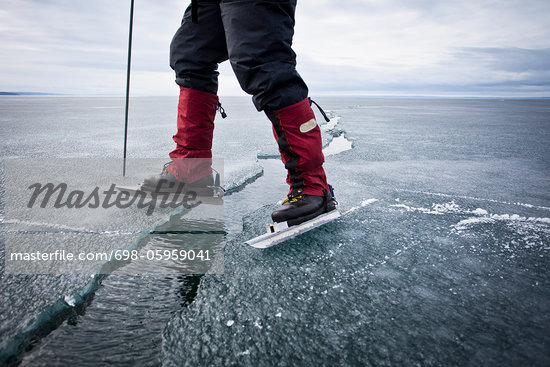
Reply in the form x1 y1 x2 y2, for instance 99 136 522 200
1 96 549 366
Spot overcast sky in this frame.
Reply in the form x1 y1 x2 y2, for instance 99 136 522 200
1 0 549 97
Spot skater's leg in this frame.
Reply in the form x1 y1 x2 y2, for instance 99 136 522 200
220 0 333 224
169 2 227 182
220 0 307 111
170 1 228 95
143 2 227 189
169 0 228 159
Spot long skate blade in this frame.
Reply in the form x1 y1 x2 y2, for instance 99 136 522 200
245 210 341 249
115 185 224 205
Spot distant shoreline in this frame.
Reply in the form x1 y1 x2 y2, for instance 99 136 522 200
1 92 548 99
0 92 63 96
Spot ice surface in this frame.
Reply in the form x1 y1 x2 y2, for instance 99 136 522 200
320 113 340 131
160 98 550 367
2 97 550 366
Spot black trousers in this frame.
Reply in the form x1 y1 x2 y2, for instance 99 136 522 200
169 0 308 111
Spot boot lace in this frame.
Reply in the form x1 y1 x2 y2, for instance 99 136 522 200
283 188 304 203
160 161 172 175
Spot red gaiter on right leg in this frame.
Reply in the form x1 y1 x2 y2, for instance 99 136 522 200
167 87 218 182
268 98 329 197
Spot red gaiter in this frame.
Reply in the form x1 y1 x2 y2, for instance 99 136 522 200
167 87 218 182
270 98 329 197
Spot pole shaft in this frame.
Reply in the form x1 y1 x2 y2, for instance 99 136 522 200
123 0 134 176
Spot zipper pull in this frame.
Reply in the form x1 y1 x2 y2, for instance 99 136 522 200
216 102 227 118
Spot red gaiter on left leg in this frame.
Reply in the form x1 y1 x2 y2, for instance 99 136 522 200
167 87 218 182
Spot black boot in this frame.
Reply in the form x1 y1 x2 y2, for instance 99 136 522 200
141 162 216 195
271 186 337 227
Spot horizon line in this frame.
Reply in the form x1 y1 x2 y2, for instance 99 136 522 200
2 91 549 100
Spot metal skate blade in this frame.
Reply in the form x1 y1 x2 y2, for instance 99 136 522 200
245 210 341 249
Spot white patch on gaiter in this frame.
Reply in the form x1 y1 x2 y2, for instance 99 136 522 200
299 118 317 133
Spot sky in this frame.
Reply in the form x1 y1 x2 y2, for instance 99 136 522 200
1 0 549 97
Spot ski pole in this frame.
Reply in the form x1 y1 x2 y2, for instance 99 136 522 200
123 0 135 176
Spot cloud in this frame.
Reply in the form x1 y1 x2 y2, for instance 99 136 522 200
297 46 550 96
0 0 183 94
454 47 550 73
1 0 549 96
293 0 550 96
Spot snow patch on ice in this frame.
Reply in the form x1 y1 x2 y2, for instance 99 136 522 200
389 201 497 218
64 295 77 307
452 210 550 251
452 217 495 230
323 134 353 156
4 219 135 235
361 198 378 206
453 214 550 232
390 200 463 215
390 200 550 239
472 208 488 215
345 198 378 214
386 196 549 251
397 189 550 211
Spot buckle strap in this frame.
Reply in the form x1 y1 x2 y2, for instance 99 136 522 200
324 185 338 211
309 98 330 123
